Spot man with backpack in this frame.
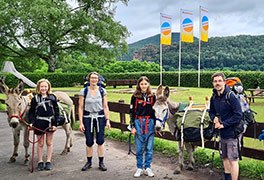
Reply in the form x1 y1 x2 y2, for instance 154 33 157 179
209 72 243 180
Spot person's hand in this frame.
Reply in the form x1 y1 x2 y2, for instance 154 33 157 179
131 128 137 135
50 126 57 131
106 119 111 129
215 122 224 129
79 123 85 132
213 116 219 124
28 123 33 130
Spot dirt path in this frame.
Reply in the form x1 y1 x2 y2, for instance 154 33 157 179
0 112 222 180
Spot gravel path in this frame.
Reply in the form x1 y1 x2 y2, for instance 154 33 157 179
0 112 222 180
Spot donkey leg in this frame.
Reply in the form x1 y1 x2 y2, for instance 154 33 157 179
23 127 30 165
70 105 76 129
185 142 195 171
61 123 72 155
174 141 184 174
9 129 20 163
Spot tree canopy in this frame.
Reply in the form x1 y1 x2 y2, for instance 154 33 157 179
0 0 129 72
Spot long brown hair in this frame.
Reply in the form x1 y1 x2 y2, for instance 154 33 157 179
36 78 51 95
133 76 153 98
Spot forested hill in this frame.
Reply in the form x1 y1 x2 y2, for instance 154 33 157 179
121 33 264 71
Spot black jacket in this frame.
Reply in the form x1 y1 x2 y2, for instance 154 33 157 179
129 93 156 127
209 85 242 139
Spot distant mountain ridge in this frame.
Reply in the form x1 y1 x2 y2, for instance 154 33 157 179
128 32 181 49
120 33 264 71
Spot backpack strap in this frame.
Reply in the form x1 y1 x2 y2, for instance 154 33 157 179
84 86 104 99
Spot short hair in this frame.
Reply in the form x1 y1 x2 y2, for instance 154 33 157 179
211 72 226 81
86 72 99 81
36 78 51 94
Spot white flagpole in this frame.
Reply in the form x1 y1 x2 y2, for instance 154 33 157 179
178 10 182 87
198 6 201 87
160 43 163 85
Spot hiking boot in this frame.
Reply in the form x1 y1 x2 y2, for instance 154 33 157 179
99 162 107 171
134 168 143 178
45 162 53 170
144 168 154 177
37 162 44 171
81 162 92 171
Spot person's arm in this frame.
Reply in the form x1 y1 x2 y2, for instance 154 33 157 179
103 93 111 128
209 96 217 121
209 96 221 128
78 95 85 132
129 95 136 135
28 96 37 125
221 93 243 128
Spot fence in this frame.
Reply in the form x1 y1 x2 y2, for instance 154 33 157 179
1 97 264 160
70 96 264 161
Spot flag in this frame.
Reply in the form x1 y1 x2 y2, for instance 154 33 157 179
200 7 209 42
181 9 194 43
160 13 172 45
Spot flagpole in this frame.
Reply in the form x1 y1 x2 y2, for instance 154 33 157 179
160 43 163 85
198 6 201 87
178 10 182 87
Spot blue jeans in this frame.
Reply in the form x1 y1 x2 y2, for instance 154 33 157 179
134 117 154 169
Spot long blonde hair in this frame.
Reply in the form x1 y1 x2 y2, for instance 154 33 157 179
133 76 152 98
36 78 52 95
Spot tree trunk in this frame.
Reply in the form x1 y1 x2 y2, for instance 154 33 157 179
47 55 56 72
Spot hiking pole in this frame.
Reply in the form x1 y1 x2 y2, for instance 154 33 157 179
127 124 136 156
209 129 218 176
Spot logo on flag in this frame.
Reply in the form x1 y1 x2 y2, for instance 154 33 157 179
160 13 172 45
200 7 209 42
181 10 194 43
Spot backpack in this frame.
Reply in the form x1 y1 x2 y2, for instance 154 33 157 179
35 94 66 126
173 102 214 145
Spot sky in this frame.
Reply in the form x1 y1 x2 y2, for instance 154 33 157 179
114 0 264 44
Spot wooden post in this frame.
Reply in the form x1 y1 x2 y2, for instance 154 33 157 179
119 100 126 133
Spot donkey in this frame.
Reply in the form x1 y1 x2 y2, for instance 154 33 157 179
153 85 195 174
0 80 74 164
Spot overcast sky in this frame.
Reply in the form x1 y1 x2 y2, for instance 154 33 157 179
114 0 264 44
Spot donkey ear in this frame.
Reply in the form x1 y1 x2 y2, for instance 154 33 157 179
164 86 170 99
156 84 163 96
14 80 25 94
0 79 9 95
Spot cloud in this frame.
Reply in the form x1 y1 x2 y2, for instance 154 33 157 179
115 0 264 43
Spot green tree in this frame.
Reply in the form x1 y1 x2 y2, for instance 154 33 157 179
0 0 129 72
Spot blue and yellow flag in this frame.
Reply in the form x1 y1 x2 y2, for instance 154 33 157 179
200 7 209 42
160 13 172 45
181 9 194 43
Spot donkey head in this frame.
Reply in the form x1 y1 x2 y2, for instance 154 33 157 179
0 79 25 128
153 85 170 132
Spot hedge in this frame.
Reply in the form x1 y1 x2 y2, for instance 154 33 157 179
0 71 263 89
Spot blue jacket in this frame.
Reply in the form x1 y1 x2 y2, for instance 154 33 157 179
209 85 242 139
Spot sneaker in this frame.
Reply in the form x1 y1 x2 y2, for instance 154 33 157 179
45 162 53 170
99 162 107 171
37 162 44 171
81 162 92 171
145 168 154 177
134 168 143 178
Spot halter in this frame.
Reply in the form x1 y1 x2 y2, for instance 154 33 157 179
9 111 29 126
155 108 169 128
